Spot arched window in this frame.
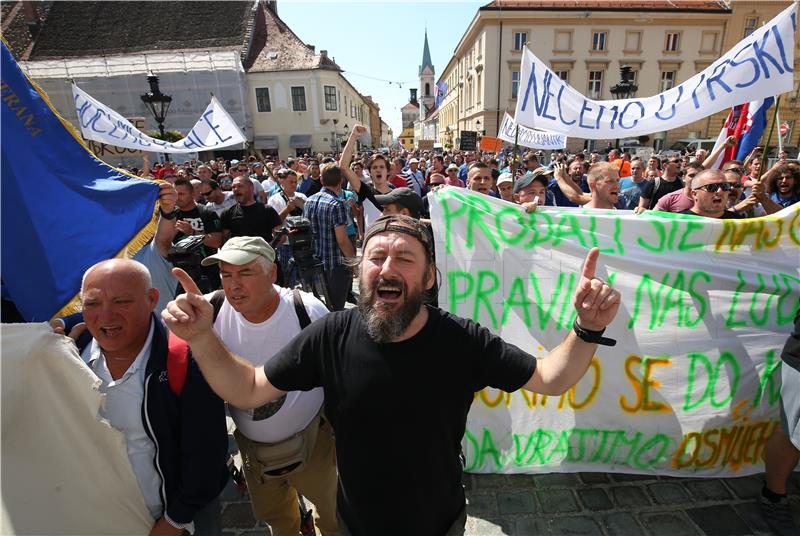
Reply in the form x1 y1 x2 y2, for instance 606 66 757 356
425 83 431 96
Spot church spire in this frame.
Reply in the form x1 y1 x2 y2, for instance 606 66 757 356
419 30 434 76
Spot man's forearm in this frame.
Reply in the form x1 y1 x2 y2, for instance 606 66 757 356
524 331 597 395
337 235 355 258
557 174 591 205
187 329 284 409
155 215 177 258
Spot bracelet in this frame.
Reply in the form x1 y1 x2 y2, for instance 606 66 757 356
159 207 178 220
572 320 617 346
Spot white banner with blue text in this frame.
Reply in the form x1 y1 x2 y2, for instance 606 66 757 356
513 3 796 139
72 84 246 153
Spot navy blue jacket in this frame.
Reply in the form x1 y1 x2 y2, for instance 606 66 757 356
77 314 229 525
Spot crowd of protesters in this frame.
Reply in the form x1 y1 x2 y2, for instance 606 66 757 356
28 127 800 536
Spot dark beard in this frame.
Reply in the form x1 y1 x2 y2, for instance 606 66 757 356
358 276 424 344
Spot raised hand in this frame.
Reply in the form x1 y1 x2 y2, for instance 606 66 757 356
161 268 214 342
351 124 368 138
572 248 621 332
158 182 177 213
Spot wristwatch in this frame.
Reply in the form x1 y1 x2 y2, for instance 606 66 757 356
572 320 617 346
159 207 178 220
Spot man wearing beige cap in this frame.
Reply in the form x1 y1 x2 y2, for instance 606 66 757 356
199 236 339 536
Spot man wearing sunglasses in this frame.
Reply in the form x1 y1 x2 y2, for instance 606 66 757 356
680 169 745 219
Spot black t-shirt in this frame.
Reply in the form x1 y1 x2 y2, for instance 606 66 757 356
264 306 536 536
305 178 323 198
679 209 746 219
174 204 221 244
220 202 282 243
356 181 394 211
641 177 684 209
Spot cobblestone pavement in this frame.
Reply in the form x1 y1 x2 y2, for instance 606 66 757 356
220 423 800 536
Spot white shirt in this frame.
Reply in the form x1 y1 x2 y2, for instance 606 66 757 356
261 177 278 193
211 286 327 442
267 191 308 223
82 321 162 520
206 191 236 216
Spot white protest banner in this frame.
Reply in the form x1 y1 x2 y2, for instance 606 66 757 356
430 189 800 476
72 84 245 153
514 3 796 139
1 324 152 534
497 112 567 150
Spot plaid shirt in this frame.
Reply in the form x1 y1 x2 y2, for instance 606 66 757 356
303 187 348 269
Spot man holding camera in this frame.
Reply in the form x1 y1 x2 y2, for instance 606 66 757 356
171 178 223 293
268 169 307 287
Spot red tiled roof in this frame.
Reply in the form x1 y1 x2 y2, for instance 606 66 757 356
482 0 730 12
27 2 255 60
247 4 341 73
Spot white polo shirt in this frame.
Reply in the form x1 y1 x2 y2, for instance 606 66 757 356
82 321 162 520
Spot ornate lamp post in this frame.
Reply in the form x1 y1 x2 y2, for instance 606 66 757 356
140 73 172 159
609 65 638 149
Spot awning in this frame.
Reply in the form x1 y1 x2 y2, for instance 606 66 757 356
254 135 279 150
289 134 312 148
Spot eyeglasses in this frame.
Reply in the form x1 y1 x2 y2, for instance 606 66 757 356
694 182 733 193
200 190 213 196
728 182 743 189
725 167 743 173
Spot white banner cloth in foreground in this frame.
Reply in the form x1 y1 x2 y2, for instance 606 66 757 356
497 112 567 150
1 323 152 535
430 189 800 476
72 83 245 153
514 3 796 139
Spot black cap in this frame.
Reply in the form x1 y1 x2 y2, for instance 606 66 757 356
513 167 553 194
374 187 423 218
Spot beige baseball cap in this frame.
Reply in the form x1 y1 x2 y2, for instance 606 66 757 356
201 236 276 266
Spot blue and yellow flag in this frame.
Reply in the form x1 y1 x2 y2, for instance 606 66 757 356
1 41 160 321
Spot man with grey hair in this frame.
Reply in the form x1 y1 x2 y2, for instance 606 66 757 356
196 236 339 535
163 214 622 536
76 258 229 535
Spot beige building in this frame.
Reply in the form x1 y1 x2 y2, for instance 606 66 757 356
436 0 799 153
247 4 380 157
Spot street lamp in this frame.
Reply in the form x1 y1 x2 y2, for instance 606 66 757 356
609 65 638 100
341 123 350 148
140 73 172 158
609 65 638 149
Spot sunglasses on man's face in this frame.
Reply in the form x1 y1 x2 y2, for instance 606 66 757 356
200 189 213 196
726 167 743 174
694 182 733 193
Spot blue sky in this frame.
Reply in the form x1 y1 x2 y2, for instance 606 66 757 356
279 0 486 136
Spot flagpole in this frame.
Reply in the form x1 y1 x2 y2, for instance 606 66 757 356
775 107 783 154
512 124 520 179
756 95 781 182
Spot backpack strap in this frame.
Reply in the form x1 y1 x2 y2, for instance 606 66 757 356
166 331 190 397
292 288 312 330
210 289 225 322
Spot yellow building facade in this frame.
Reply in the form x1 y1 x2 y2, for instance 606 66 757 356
437 0 799 153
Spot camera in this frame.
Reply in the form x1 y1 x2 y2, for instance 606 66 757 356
167 235 215 293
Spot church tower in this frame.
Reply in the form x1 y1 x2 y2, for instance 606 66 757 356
418 30 435 119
